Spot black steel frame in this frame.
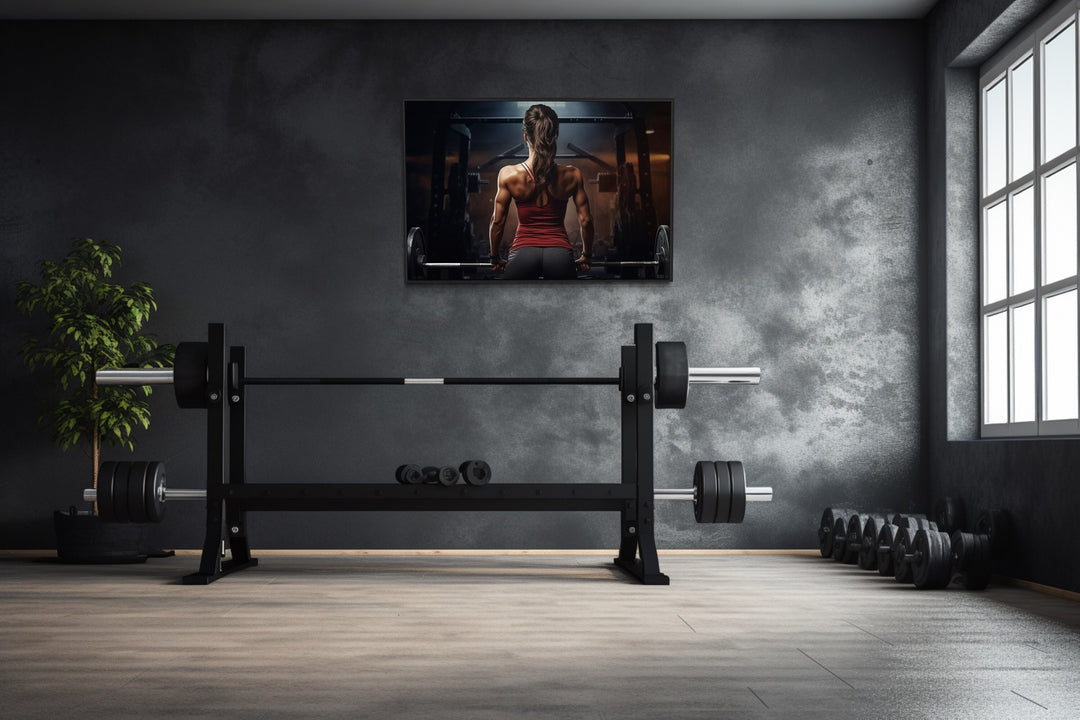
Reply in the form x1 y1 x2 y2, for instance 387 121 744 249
182 322 670 585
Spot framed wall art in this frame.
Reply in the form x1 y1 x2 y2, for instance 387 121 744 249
403 99 672 282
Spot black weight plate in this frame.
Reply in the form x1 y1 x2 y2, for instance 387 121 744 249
459 460 491 486
912 529 950 589
876 523 897 576
893 525 916 583
437 466 459 486
714 461 733 524
818 507 851 557
933 496 966 535
974 509 1010 551
727 461 746 524
96 461 118 522
395 464 423 485
126 462 150 524
831 518 848 562
654 225 671 279
112 461 132 523
407 226 426 280
655 341 689 409
174 342 209 409
421 466 440 484
858 515 886 570
843 513 869 565
693 461 718 524
891 513 926 527
144 462 167 523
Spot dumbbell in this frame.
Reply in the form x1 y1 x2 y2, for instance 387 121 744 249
890 517 939 583
818 507 854 558
932 496 966 535
856 514 892 570
950 530 993 590
396 461 492 486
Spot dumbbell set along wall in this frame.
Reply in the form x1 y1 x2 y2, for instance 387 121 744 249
94 322 772 585
817 499 1010 591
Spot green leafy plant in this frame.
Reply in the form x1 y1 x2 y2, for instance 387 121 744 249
16 238 174 491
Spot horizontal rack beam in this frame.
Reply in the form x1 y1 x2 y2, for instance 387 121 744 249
241 377 622 386
216 483 637 512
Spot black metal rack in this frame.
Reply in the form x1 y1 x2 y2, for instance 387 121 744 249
183 322 670 585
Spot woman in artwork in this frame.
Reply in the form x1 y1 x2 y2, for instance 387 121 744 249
489 104 594 279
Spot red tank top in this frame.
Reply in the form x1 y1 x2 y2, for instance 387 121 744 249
511 164 572 252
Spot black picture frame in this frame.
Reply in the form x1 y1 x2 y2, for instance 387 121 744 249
403 99 673 282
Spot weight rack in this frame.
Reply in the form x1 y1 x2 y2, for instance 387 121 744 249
102 322 761 585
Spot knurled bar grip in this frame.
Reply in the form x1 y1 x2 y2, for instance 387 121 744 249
95 367 761 386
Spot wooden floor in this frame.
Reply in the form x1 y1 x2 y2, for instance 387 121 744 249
2 551 1080 719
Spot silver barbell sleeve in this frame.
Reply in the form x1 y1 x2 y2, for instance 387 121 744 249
87 485 772 504
688 367 760 384
654 486 773 502
96 368 174 385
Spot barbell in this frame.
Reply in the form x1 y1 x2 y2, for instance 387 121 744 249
85 460 772 525
96 339 759 411
407 225 671 279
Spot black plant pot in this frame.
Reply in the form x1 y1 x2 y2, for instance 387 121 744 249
53 508 148 564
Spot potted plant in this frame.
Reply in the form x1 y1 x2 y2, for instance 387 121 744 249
16 237 174 562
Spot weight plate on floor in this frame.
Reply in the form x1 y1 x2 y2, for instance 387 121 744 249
126 462 150 524
655 341 689 409
112 461 132 523
831 518 848 562
962 533 992 590
912 529 951 589
818 507 851 558
892 525 916 583
974 509 1010 551
96 461 118 522
933 496 966 535
144 462 167 523
459 460 491 486
174 342 209 409
858 515 886 570
693 461 718 524
843 513 869 565
876 523 897 576
727 461 746 523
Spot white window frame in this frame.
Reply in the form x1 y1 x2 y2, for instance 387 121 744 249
981 0 1080 437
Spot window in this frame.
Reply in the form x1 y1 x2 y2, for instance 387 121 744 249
980 0 1080 436
981 0 1080 437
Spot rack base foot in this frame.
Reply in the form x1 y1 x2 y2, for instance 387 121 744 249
613 557 670 585
182 557 259 585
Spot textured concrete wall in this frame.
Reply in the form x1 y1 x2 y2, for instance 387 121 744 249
0 19 923 551
926 0 1080 592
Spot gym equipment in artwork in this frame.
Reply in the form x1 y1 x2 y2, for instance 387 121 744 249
816 503 1008 591
407 225 671 280
93 322 770 585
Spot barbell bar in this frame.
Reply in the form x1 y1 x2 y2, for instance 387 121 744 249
408 225 671 280
96 337 759 411
85 460 772 525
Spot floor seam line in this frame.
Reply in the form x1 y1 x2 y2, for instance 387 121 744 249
1011 690 1049 710
797 648 855 689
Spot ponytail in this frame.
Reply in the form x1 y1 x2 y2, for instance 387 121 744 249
523 104 559 186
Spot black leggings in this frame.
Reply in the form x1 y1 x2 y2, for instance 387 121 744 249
502 246 576 280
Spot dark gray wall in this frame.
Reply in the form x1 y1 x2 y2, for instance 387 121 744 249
0 20 924 551
926 0 1080 592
